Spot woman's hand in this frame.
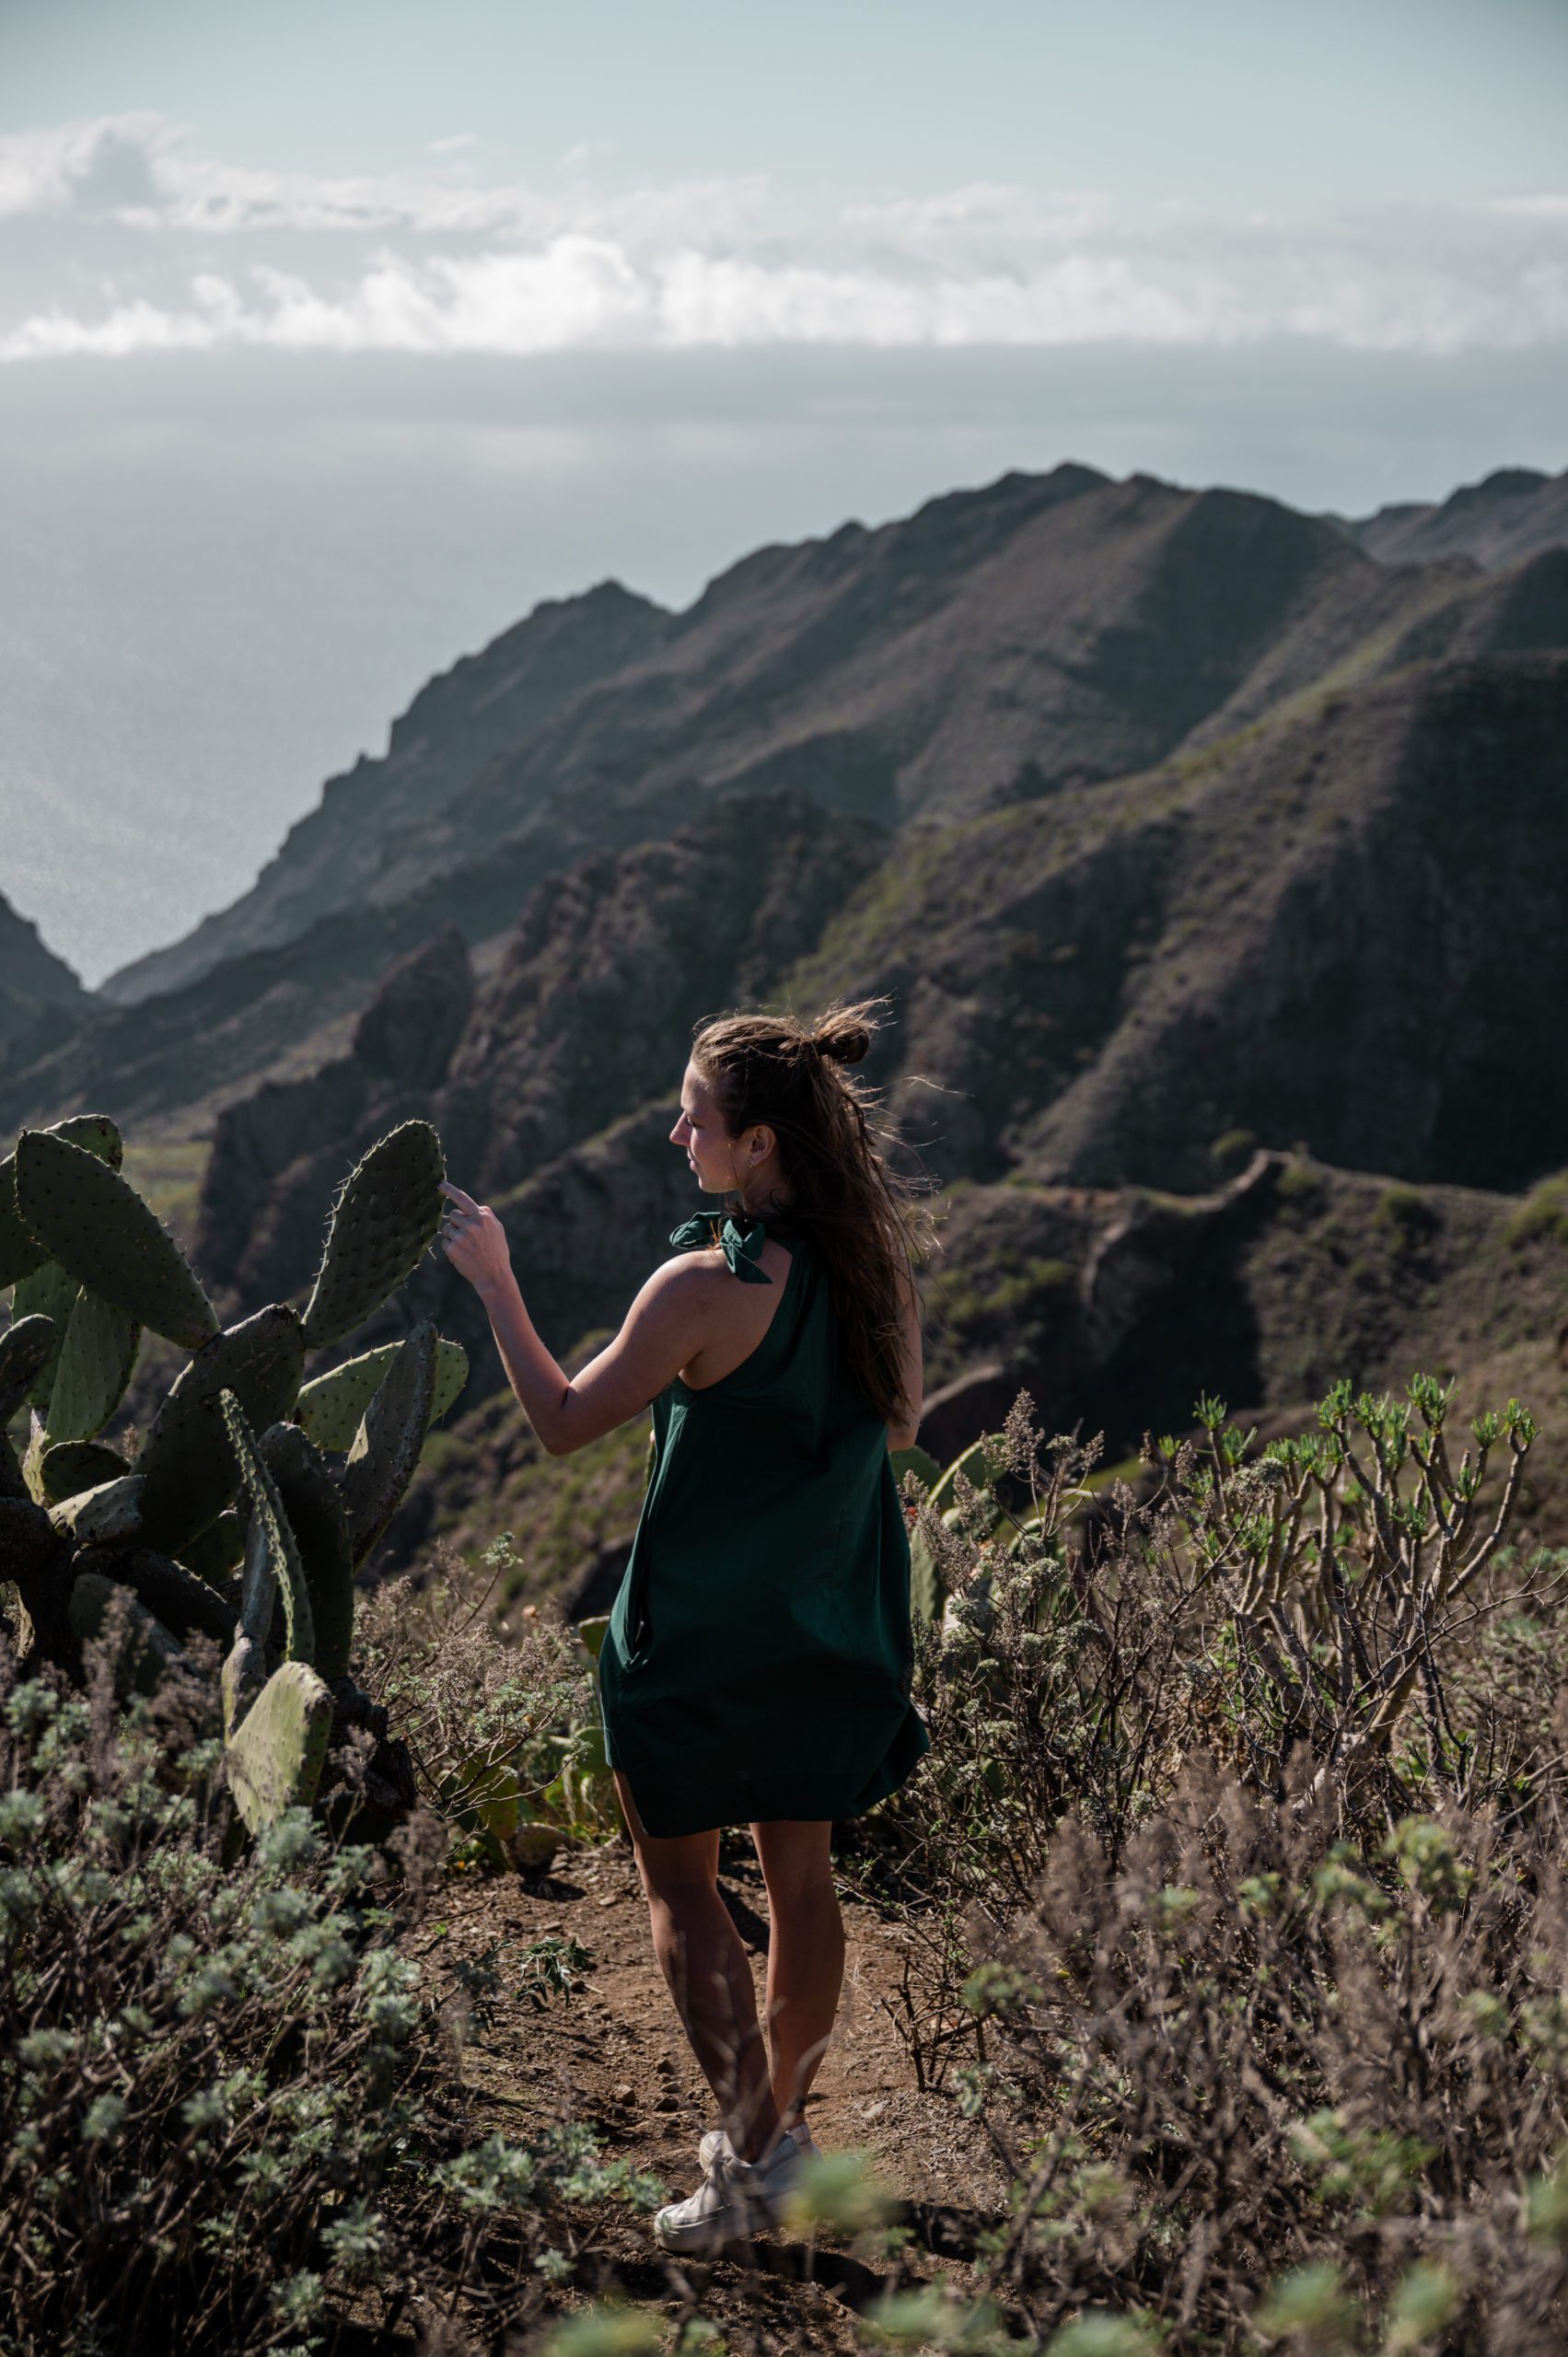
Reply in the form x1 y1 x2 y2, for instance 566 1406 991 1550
436 1180 516 1302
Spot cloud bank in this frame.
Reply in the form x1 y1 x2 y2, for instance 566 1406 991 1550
2 112 1564 362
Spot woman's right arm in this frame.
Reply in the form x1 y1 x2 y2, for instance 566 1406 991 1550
439 1179 729 1454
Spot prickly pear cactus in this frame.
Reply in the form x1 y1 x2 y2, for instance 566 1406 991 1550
138 1305 307 1554
0 1314 56 1422
257 1422 355 1682
220 1387 314 1666
225 1659 334 1835
10 1265 76 1415
68 1571 182 1697
295 1333 468 1452
0 1113 122 1289
45 1287 139 1446
71 1543 234 1646
909 1521 943 1626
4 1107 464 1839
301 1120 445 1351
338 1320 437 1570
14 1128 219 1351
38 1438 129 1504
48 1472 145 1548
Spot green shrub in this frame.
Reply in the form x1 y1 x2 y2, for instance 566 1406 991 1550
1506 1172 1568 1249
0 1621 651 2354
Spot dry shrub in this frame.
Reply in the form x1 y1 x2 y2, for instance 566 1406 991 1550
856 1385 1568 2351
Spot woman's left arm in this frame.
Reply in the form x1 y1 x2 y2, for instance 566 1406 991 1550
436 1182 714 1455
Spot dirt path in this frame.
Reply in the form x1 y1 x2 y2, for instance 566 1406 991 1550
428 1836 1006 2344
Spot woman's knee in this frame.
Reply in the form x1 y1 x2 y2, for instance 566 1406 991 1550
753 1819 835 1908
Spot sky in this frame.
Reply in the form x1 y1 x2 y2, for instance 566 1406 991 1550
3 0 1565 986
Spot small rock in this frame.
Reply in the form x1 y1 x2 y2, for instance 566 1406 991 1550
612 2083 634 2104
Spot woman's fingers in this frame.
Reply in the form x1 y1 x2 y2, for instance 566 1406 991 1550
438 1180 481 1213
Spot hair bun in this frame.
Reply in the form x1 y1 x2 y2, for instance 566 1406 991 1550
808 1008 874 1066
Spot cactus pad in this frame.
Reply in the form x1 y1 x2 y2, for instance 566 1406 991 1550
908 1521 942 1625
176 1508 244 1583
15 1128 218 1352
45 1286 140 1446
0 1427 25 1502
48 1472 145 1547
258 1422 355 1681
338 1319 437 1569
225 1658 333 1834
39 1438 130 1503
221 1387 314 1666
68 1571 182 1694
9 1263 79 1416
0 1314 58 1423
73 1543 237 1647
295 1333 468 1451
138 1304 307 1553
301 1120 445 1351
0 1114 122 1288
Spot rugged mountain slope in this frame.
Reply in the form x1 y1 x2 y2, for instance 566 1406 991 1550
91 466 1533 1034
1341 465 1568 571
102 580 672 1006
192 787 887 1359
792 651 1568 1197
0 889 92 1056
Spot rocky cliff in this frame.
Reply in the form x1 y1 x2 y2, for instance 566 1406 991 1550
0 890 92 1060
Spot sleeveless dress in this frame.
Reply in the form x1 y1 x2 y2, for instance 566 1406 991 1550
598 1206 930 1840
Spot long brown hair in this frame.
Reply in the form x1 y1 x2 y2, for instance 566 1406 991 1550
690 996 936 1425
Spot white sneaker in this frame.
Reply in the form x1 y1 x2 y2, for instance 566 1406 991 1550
697 2116 820 2174
653 2134 806 2255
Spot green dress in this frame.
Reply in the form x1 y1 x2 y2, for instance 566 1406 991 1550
598 1206 930 1839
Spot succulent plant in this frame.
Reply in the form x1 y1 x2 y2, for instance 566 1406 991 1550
15 1127 219 1352
301 1120 446 1351
0 1109 467 1834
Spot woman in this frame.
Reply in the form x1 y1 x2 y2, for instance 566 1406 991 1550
436 996 933 2254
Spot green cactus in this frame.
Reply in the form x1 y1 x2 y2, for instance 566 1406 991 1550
138 1305 307 1554
909 1521 942 1625
225 1659 334 1835
257 1422 355 1682
38 1438 130 1504
0 1313 57 1422
338 1319 437 1570
301 1120 445 1351
0 1428 25 1502
48 1472 145 1548
10 1263 77 1415
0 1113 122 1288
294 1333 468 1452
220 1387 314 1666
6 1109 464 1838
72 1543 236 1646
176 1508 244 1583
45 1287 140 1446
14 1127 218 1352
68 1570 183 1695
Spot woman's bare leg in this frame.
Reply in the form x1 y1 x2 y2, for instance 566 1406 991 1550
751 1818 843 2127
616 1773 783 2162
